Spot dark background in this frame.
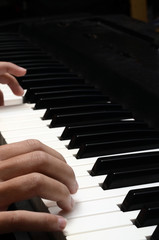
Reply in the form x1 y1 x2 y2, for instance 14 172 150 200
0 0 159 22
0 0 130 20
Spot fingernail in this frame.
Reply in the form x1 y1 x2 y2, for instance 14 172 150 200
57 216 67 230
68 195 75 210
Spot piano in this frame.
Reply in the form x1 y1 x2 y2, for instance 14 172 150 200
1 13 159 240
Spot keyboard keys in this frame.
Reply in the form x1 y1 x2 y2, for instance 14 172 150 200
35 94 108 109
24 84 95 103
90 151 159 176
151 225 159 240
135 206 159 227
43 103 121 120
76 138 159 158
20 77 85 89
68 129 159 149
0 53 51 61
102 167 159 190
32 89 102 104
1 31 159 240
121 186 159 211
50 110 132 127
60 121 148 140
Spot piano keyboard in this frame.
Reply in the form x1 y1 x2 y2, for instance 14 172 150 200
1 31 159 240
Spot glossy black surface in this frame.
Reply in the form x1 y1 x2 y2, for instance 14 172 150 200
121 186 159 211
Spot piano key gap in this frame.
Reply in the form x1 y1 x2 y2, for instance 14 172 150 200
117 203 122 209
87 170 91 175
130 219 136 225
146 237 151 240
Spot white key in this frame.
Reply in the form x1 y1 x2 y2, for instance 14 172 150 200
137 225 156 239
6 133 59 142
4 95 23 106
2 126 65 138
0 109 45 121
66 156 99 167
0 84 25 106
72 164 93 177
49 196 123 219
6 137 65 149
73 182 159 202
77 175 105 189
66 225 147 240
63 211 133 236
0 119 51 131
0 103 34 116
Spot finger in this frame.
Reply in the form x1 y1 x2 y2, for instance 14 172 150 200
0 89 4 106
0 73 24 96
0 62 26 77
0 139 65 162
0 151 78 194
0 173 74 211
0 211 67 233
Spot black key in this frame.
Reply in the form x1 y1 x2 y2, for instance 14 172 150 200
68 129 158 149
19 62 61 68
0 43 39 49
43 103 122 120
102 166 159 190
0 46 40 52
76 138 159 159
90 151 159 176
20 77 84 89
14 59 58 65
0 50 44 57
0 33 19 37
0 39 27 43
121 186 159 212
25 66 69 75
0 43 31 48
135 206 159 227
19 72 73 81
49 110 132 127
24 84 94 103
0 53 51 61
32 89 102 103
0 35 23 39
15 59 54 66
151 225 159 240
60 121 148 140
35 95 108 109
29 66 68 74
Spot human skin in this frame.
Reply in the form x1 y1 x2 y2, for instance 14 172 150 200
0 62 78 233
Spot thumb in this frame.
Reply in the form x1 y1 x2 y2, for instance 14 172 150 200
0 211 67 233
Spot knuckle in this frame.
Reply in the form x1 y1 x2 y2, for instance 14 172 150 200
29 172 43 192
25 139 42 150
10 211 21 227
43 214 54 227
31 151 46 165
